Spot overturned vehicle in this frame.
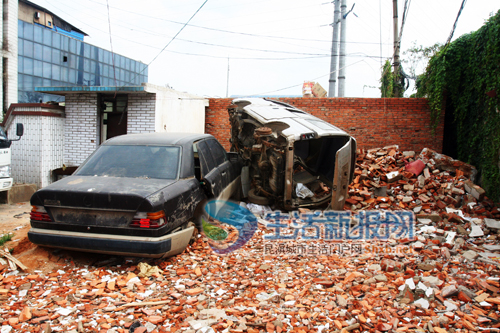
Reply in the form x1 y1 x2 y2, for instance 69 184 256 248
229 98 356 210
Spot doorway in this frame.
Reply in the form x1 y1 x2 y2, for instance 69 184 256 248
99 94 128 143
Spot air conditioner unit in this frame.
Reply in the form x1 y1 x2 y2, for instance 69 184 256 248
34 12 40 19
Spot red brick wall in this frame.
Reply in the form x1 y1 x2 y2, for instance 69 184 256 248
205 98 445 153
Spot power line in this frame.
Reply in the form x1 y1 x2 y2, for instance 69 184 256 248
164 50 329 60
446 0 467 45
164 49 385 60
44 0 393 61
247 59 365 96
176 39 330 56
83 0 391 46
399 0 412 42
127 0 209 85
105 0 117 87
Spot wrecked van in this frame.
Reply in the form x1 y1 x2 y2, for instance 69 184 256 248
228 98 356 210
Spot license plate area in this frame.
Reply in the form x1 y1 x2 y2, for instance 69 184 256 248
49 208 135 227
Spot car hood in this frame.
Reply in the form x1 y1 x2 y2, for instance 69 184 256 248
31 176 176 211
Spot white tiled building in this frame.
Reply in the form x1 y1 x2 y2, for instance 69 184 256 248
3 83 208 188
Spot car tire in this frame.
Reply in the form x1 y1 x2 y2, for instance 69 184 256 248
248 188 270 205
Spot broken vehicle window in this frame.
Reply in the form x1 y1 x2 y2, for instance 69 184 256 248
75 145 180 179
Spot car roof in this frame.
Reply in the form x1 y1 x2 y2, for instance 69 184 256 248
103 132 213 148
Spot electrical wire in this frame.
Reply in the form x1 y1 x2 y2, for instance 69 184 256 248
83 0 390 46
164 50 329 60
105 0 117 87
127 0 209 86
246 59 365 97
446 0 467 45
398 0 412 43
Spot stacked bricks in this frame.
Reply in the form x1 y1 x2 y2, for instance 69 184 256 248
205 97 445 153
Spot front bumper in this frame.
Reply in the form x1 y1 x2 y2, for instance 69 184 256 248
28 226 194 258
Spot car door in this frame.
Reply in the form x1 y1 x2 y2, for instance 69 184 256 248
206 139 232 189
196 140 223 198
330 138 353 210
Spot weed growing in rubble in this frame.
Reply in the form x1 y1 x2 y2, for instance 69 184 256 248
0 233 13 247
417 9 500 202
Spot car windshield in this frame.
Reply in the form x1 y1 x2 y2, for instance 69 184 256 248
75 145 181 179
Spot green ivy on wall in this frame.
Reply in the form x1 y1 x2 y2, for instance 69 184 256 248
417 10 500 202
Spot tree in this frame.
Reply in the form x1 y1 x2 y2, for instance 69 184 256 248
402 42 442 80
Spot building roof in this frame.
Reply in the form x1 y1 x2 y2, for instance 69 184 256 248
20 0 88 36
35 83 209 103
35 85 150 95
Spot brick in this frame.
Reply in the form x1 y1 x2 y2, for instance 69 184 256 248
206 98 444 152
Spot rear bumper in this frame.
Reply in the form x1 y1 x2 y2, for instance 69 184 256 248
28 226 194 258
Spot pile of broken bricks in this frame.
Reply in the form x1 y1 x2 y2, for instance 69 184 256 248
0 146 499 333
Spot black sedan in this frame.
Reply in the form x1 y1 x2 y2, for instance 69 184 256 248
28 133 242 258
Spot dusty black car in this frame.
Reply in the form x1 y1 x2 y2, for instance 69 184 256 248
28 133 242 258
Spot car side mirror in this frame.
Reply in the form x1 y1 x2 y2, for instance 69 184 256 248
16 123 24 137
10 123 24 142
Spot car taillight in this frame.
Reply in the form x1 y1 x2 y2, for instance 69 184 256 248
30 206 52 222
130 211 166 229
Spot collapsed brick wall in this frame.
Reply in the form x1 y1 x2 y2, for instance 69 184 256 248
205 98 445 153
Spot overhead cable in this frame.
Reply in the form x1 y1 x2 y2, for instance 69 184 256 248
446 0 467 45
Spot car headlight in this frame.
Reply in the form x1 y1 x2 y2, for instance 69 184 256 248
0 165 11 178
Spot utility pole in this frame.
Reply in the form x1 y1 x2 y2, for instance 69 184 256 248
328 0 341 97
393 0 400 97
338 0 347 97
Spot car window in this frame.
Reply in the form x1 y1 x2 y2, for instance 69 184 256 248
75 145 180 179
197 140 216 175
206 139 227 165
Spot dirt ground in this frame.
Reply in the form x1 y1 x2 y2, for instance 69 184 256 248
0 202 118 274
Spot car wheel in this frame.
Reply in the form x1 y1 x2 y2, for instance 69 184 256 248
248 188 270 205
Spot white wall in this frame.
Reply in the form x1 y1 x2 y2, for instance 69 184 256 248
6 106 65 188
143 84 208 134
127 94 155 133
64 93 98 166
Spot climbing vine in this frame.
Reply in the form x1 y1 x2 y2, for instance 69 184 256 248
379 60 405 98
380 60 394 98
417 10 500 202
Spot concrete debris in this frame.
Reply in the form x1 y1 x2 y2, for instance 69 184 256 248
0 145 499 333
485 218 500 229
137 262 161 278
470 223 485 237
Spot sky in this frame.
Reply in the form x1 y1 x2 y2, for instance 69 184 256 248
33 0 500 98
